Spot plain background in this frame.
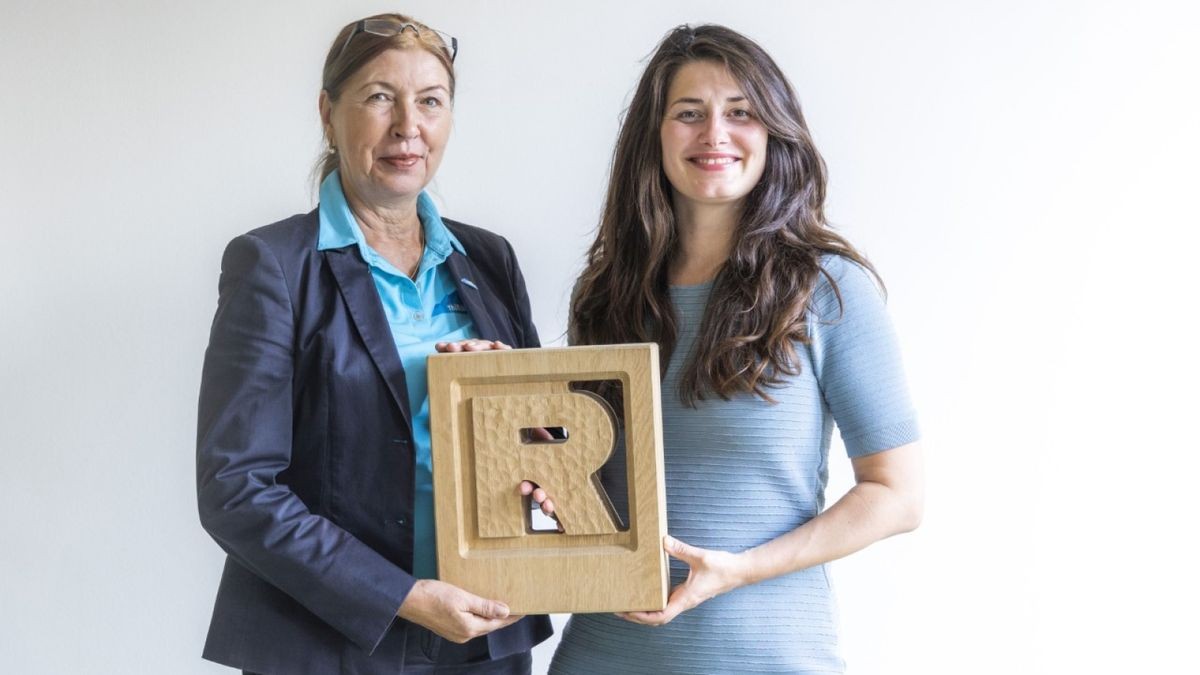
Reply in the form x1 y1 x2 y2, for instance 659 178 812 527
2 1 1197 673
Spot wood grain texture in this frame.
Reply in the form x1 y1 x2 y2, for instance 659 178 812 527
428 344 668 614
473 392 619 538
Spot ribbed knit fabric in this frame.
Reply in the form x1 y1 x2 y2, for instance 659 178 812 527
549 255 919 674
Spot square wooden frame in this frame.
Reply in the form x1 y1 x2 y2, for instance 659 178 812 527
427 344 668 614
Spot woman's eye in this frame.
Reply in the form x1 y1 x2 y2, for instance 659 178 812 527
676 110 703 122
367 92 392 103
420 96 444 108
729 108 753 119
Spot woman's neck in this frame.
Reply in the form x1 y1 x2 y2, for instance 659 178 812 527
670 200 740 286
343 188 425 277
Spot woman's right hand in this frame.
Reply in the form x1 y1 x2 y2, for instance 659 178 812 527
397 579 521 643
519 479 566 532
519 480 557 517
434 338 510 353
518 426 560 519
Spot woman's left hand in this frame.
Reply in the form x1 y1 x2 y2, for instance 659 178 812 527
617 535 747 626
434 339 511 353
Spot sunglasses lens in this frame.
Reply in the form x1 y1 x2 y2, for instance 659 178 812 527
344 20 457 62
361 19 402 37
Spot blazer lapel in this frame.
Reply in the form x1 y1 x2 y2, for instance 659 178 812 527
325 246 413 425
445 252 512 345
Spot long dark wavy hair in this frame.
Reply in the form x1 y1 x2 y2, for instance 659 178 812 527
569 24 881 406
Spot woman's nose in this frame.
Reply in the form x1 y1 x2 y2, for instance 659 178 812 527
700 117 729 146
391 103 419 139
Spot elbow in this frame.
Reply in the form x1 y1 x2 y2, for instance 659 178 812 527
897 490 924 534
196 481 227 538
195 465 245 540
197 489 220 532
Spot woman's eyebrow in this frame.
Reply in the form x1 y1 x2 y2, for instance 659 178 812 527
356 82 449 94
668 95 747 106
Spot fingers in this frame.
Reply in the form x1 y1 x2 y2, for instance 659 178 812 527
637 589 690 625
465 593 510 620
517 481 556 515
663 535 703 563
434 339 511 353
436 591 511 643
529 427 555 441
400 580 522 643
532 487 555 515
485 613 523 633
615 540 728 627
454 613 522 643
461 339 508 351
517 481 543 501
616 604 681 626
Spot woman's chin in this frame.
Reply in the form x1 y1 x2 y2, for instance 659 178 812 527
366 176 429 204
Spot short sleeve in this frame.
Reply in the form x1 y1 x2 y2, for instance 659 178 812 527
808 255 920 457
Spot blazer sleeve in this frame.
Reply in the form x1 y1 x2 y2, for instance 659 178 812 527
196 233 414 654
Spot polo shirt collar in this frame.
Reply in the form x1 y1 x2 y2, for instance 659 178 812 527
317 170 465 271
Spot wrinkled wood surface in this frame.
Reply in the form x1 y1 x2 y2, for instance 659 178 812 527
428 344 667 614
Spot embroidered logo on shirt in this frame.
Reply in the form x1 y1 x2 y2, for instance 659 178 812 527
433 290 468 316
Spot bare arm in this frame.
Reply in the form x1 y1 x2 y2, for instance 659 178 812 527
742 441 923 582
620 442 923 626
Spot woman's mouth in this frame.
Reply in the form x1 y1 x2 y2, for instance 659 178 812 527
688 154 739 170
381 153 422 169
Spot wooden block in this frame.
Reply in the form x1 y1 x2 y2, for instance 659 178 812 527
427 344 668 614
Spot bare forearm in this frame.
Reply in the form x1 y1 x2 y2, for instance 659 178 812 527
740 481 920 586
618 444 922 626
734 442 924 586
621 471 922 627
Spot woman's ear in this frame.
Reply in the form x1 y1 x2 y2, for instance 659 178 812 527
318 90 334 143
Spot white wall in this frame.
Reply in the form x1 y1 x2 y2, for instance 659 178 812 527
2 1 1196 673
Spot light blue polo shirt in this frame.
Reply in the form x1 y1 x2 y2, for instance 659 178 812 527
317 171 477 579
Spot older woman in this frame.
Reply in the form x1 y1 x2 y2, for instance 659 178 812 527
541 24 924 674
197 14 550 674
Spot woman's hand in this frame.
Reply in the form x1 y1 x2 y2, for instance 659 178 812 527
518 477 563 532
518 425 559 517
397 579 522 643
434 339 510 353
617 536 747 626
518 478 557 516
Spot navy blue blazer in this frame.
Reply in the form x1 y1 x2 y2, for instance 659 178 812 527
197 209 552 674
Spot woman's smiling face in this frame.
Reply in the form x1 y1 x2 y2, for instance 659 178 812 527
659 60 768 212
321 47 452 208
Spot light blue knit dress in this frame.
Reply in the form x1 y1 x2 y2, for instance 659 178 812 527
549 256 919 674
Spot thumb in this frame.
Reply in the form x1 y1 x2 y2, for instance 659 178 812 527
664 535 703 563
466 593 510 620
